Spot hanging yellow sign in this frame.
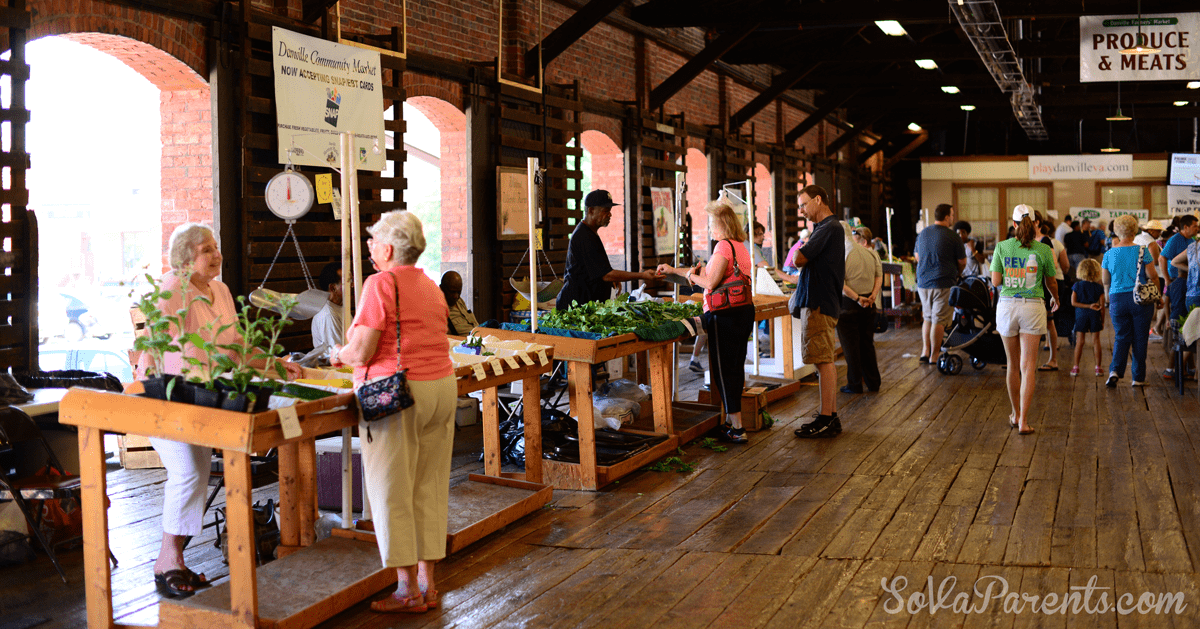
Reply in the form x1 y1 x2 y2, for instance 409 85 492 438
314 173 333 204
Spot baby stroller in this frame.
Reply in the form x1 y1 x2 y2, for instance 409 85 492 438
937 275 1007 375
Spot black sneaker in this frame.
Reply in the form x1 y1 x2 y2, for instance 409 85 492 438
688 361 705 373
794 414 842 438
1105 373 1118 388
713 423 748 444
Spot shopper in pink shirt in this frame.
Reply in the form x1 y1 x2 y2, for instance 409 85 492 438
334 210 455 614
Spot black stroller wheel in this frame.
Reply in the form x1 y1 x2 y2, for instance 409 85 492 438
937 354 950 375
971 357 986 370
946 354 964 375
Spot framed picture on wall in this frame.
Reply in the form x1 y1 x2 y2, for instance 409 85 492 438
652 187 675 256
498 165 532 240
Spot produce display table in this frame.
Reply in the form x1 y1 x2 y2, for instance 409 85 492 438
478 327 688 490
60 388 376 629
750 295 806 401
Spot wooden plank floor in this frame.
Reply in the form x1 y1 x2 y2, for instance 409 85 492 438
5 322 1200 627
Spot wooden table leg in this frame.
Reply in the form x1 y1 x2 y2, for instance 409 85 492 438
79 427 113 629
647 344 673 434
567 362 598 490
222 450 258 627
482 386 501 477
522 375 542 483
276 442 300 555
298 440 317 546
782 313 795 380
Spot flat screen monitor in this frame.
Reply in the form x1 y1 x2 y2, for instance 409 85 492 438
1169 153 1200 186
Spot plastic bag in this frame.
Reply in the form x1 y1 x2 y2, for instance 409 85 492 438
599 378 651 403
593 397 639 430
314 513 343 541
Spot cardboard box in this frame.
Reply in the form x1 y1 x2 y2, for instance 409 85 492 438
118 434 163 469
315 436 362 512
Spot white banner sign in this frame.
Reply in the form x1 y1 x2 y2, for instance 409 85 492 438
1167 185 1200 216
1079 13 1200 82
1028 155 1133 180
1069 207 1149 225
272 27 385 171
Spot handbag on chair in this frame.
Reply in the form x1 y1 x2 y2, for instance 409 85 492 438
355 272 415 437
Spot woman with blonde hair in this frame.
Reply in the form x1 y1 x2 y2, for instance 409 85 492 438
989 205 1058 435
1070 258 1106 376
658 200 755 443
333 210 456 613
1101 213 1160 388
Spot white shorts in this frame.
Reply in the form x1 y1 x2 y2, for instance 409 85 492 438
996 297 1047 337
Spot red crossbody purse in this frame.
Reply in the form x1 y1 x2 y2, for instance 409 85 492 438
704 240 752 312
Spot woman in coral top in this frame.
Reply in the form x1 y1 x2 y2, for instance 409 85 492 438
334 210 455 613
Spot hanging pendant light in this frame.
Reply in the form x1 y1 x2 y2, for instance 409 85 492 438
1120 0 1161 55
1100 120 1121 152
1107 82 1132 121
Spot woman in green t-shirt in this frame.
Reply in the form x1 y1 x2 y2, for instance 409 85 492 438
989 205 1058 435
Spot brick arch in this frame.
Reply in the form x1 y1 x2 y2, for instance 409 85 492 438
581 114 623 152
404 75 464 112
406 96 468 290
580 130 624 261
30 1 207 80
685 148 708 255
31 32 212 269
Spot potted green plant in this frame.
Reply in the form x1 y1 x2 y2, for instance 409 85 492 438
213 294 298 412
131 270 204 402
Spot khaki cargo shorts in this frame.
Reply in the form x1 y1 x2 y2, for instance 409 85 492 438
797 307 837 365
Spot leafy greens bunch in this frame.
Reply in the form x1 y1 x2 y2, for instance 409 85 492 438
538 294 701 336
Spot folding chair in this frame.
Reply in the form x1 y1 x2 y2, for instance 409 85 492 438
0 406 117 582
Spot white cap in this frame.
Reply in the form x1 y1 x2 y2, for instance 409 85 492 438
1012 204 1033 222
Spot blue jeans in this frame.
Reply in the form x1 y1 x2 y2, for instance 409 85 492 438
1109 291 1152 381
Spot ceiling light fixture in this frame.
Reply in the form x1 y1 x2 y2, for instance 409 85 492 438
1106 82 1133 121
875 20 907 37
908 122 923 132
960 105 976 111
1188 82 1200 89
1101 120 1120 152
1119 0 1161 55
915 59 938 70
1175 101 1189 106
941 86 961 94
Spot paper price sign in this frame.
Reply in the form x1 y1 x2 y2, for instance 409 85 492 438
315 173 333 204
279 405 302 440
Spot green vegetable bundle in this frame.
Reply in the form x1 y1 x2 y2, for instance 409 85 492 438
538 294 701 336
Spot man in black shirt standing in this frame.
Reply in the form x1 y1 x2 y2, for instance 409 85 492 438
556 190 658 310
789 184 846 438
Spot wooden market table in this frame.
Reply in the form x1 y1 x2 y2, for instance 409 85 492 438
748 295 805 402
478 327 696 490
60 388 377 629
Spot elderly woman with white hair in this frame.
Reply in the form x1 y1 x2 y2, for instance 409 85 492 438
139 223 303 598
837 221 883 394
333 210 455 613
1101 214 1160 388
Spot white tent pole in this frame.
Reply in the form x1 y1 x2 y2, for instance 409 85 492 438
528 157 539 333
748 179 760 377
338 132 355 528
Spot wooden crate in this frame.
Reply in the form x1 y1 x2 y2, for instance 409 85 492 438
118 434 162 469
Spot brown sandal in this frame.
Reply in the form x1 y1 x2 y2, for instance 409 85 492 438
371 593 428 613
424 590 439 609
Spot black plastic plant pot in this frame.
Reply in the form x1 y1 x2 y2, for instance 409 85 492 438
215 380 275 413
189 384 224 409
142 375 188 402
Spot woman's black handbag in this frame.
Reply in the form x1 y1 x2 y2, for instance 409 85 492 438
1133 245 1161 306
355 272 415 432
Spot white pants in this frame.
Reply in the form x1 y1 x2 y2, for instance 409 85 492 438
360 374 457 568
149 438 212 537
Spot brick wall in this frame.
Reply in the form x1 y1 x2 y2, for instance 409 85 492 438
407 96 468 275
158 88 214 266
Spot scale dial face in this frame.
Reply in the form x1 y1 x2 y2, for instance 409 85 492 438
265 170 316 220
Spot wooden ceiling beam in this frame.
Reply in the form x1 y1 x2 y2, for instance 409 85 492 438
302 0 340 24
825 112 885 156
884 132 928 171
784 90 858 145
729 62 821 130
524 0 627 77
647 24 758 111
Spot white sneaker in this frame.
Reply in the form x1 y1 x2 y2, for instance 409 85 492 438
1131 380 1146 387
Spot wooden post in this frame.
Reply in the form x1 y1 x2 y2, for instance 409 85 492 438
277 442 301 552
567 362 598 490
223 451 259 627
298 441 317 546
78 427 113 629
482 386 501 477
647 344 673 434
522 375 542 483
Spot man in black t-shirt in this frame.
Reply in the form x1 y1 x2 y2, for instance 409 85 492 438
556 190 657 310
789 184 846 439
